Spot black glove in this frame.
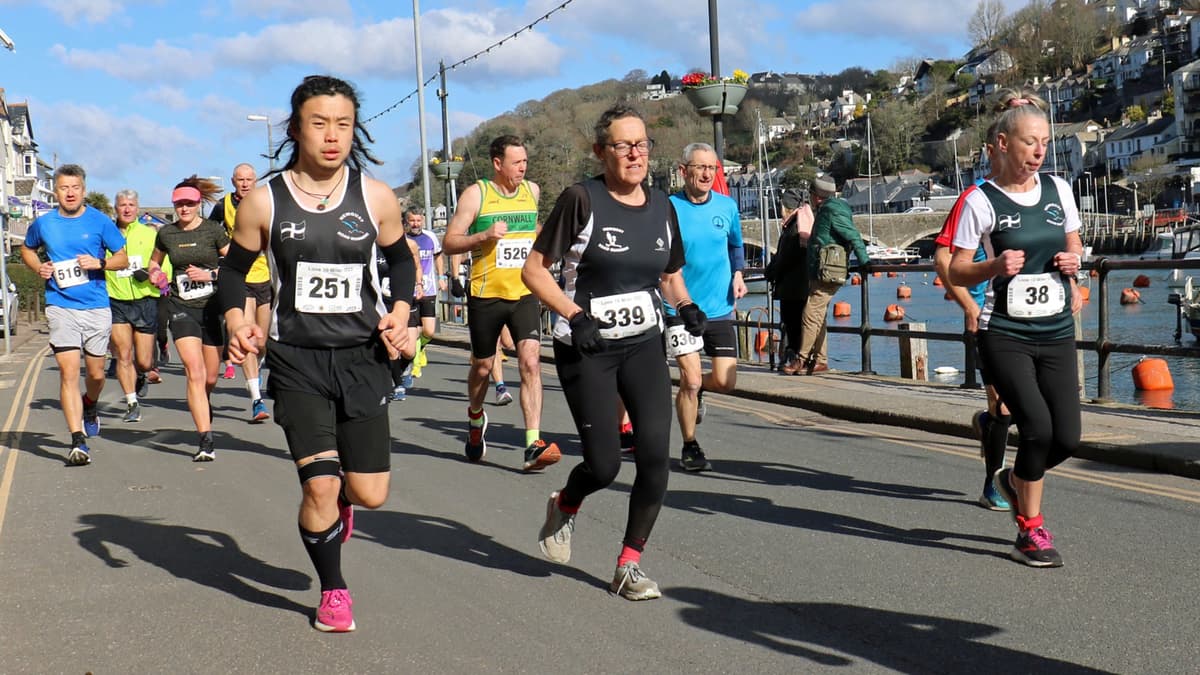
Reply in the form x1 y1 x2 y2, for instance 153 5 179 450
677 302 707 337
450 277 466 298
131 269 150 282
569 311 612 356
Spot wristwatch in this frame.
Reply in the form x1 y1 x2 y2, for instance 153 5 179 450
98 257 107 270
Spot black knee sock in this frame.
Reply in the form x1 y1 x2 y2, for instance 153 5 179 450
299 520 346 591
983 414 1012 489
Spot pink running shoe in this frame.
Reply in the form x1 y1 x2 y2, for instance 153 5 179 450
222 363 235 380
313 588 355 632
339 496 354 543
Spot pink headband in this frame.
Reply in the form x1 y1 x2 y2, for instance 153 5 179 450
171 186 202 203
1008 98 1030 108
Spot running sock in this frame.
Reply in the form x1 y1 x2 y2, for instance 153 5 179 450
556 491 581 514
525 429 539 447
495 380 506 391
125 393 138 405
983 413 1012 487
247 377 262 401
468 406 485 427
617 544 642 568
418 334 432 349
1015 512 1044 531
682 439 700 450
299 520 346 591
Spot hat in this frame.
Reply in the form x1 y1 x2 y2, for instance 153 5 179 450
780 189 803 210
812 177 836 196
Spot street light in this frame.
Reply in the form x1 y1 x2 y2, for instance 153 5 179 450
0 27 14 356
246 114 275 173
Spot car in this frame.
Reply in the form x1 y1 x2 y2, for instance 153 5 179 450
903 206 934 213
0 282 18 336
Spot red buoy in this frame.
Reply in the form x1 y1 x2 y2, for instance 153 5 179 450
1132 357 1173 391
1120 288 1141 305
1133 274 1151 288
832 301 852 317
883 304 905 321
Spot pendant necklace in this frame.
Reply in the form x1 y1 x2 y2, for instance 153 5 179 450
292 169 345 211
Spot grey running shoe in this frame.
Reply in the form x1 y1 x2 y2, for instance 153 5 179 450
495 385 513 406
123 401 142 423
680 444 712 472
537 491 574 563
610 562 662 601
1011 525 1064 568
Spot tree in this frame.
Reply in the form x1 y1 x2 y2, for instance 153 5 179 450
968 0 1007 48
85 192 112 217
622 69 648 84
869 100 924 175
1124 105 1147 123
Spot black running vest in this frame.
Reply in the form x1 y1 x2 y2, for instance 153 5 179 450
266 169 386 348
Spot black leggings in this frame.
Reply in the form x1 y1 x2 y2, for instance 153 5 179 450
978 332 1080 482
553 334 672 549
779 298 806 355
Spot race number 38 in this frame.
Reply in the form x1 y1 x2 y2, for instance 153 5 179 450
665 322 703 358
591 290 657 340
295 261 363 314
52 259 87 288
495 239 532 269
1006 272 1065 319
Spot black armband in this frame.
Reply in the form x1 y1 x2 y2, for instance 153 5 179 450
216 241 256 314
381 238 416 309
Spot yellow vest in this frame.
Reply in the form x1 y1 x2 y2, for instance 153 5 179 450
222 193 271 284
468 179 538 300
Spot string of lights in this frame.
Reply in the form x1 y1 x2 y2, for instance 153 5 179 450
363 0 575 125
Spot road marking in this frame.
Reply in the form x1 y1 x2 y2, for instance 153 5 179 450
0 346 50 542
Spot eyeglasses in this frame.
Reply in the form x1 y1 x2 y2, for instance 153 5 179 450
685 164 720 173
604 139 654 155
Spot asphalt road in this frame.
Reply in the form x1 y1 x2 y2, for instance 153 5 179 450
0 338 1197 674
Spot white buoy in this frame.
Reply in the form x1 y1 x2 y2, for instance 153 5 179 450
933 366 959 375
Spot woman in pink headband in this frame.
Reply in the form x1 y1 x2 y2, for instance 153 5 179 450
149 175 231 461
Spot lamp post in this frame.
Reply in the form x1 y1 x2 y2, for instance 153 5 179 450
246 114 275 173
0 26 14 355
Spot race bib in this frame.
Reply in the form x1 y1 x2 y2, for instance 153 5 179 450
176 272 214 301
591 290 657 340
1006 272 1065 318
116 255 143 279
665 322 704 358
52 259 87 289
295 261 362 314
495 238 532 269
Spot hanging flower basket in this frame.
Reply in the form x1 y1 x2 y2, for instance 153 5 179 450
684 82 748 116
430 160 464 179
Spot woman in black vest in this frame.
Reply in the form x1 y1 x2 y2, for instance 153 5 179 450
767 189 810 374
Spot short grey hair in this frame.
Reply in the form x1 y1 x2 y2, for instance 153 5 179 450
681 142 716 164
115 189 139 203
53 163 86 184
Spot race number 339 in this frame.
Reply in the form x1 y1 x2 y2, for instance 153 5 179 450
1006 272 1065 318
295 261 362 314
52 259 87 288
495 239 532 269
665 322 704 358
590 290 656 340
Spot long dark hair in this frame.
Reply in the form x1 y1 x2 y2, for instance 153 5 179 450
272 75 382 176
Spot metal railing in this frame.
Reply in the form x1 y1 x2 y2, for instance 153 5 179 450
733 258 1200 402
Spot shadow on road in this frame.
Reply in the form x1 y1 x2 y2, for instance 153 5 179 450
669 587 1115 673
73 514 311 616
689 458 965 503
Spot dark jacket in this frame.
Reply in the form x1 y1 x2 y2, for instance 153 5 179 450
766 212 809 301
806 196 869 281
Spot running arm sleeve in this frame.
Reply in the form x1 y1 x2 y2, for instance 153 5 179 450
729 243 746 272
217 241 257 314
381 238 416 309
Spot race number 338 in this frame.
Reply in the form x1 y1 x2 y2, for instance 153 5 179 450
590 290 656 340
295 261 362 314
1006 273 1065 319
52 259 87 289
665 322 703 358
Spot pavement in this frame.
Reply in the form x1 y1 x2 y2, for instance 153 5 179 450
431 322 1200 481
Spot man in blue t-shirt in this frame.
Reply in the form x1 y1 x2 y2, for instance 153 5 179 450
665 142 746 472
21 164 128 465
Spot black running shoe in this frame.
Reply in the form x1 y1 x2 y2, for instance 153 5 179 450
680 444 712 472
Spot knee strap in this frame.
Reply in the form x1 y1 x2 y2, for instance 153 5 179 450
297 456 342 484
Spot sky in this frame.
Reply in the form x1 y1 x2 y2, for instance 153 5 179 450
0 0 1027 207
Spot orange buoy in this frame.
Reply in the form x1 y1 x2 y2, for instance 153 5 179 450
1089 269 1099 278
1120 288 1141 305
850 274 862 286
872 271 882 278
1133 274 1151 288
883 304 905 321
1132 357 1174 391
1077 286 1090 302
832 301 852 317
933 276 944 287
887 271 898 278
896 285 912 299
755 330 769 352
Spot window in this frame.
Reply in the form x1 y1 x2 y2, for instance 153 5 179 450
23 154 33 176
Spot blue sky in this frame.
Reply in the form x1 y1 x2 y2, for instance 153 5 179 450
0 0 1025 206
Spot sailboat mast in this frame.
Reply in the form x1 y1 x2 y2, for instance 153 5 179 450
867 112 874 244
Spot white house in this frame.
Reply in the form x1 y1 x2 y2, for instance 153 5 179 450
1104 114 1176 173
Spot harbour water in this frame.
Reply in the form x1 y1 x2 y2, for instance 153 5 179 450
740 261 1200 411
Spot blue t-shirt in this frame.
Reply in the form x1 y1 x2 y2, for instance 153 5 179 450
24 207 127 310
667 191 743 320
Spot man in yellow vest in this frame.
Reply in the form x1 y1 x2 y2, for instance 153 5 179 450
443 135 559 472
209 163 271 422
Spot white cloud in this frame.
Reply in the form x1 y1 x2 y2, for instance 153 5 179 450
50 41 213 82
39 0 127 24
230 0 352 19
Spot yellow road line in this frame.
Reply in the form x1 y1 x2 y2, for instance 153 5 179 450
0 346 50 541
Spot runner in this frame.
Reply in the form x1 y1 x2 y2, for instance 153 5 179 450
523 104 704 600
403 206 445 380
948 89 1084 568
220 74 414 632
376 227 422 402
209 163 272 422
442 135 559 472
106 189 162 423
21 164 128 465
149 176 230 461
666 142 747 472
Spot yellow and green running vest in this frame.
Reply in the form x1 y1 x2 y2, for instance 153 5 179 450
468 179 538 300
221 193 271 284
106 219 164 301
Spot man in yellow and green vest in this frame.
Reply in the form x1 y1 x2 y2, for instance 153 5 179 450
208 163 271 422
